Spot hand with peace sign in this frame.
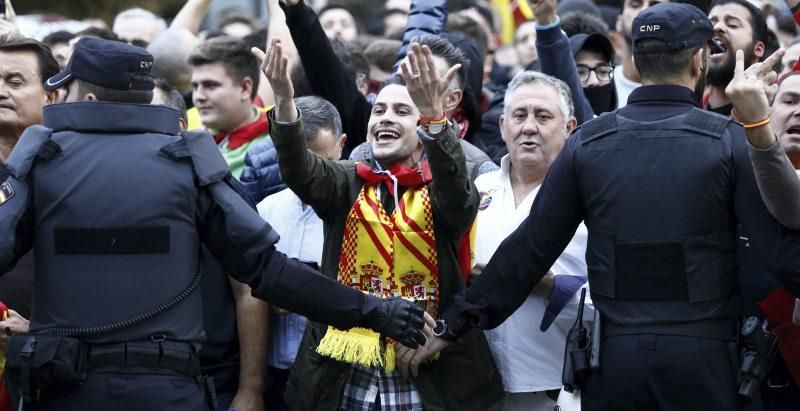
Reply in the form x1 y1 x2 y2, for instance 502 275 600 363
725 48 784 123
399 43 461 121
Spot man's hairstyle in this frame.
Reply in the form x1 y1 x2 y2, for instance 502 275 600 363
409 34 469 91
154 78 187 121
75 27 121 42
764 29 782 73
504 71 574 122
446 12 489 58
218 9 257 32
243 29 268 53
42 30 75 47
75 77 153 104
364 39 402 73
319 3 361 31
382 73 406 88
189 36 261 99
560 11 610 37
712 0 768 47
295 96 343 142
332 40 370 90
148 28 198 93
0 34 59 86
113 8 167 34
633 39 702 83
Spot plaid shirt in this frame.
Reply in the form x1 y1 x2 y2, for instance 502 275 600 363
339 364 423 410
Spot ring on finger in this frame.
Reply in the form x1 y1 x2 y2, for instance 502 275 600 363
411 72 422 79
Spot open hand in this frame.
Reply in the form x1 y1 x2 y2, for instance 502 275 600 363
400 43 460 120
252 38 294 105
0 309 29 352
726 48 784 122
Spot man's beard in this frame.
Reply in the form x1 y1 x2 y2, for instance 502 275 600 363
707 42 756 87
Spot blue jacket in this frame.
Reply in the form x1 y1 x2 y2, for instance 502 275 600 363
240 138 286 204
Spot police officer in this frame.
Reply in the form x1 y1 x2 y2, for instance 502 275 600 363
410 3 800 410
0 38 426 410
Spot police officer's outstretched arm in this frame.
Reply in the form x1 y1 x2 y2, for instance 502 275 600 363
199 170 428 348
251 39 349 220
440 135 585 340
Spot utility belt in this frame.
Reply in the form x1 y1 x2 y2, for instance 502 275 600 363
3 335 201 409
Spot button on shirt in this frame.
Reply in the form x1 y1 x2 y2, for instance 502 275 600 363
474 155 590 393
257 188 324 369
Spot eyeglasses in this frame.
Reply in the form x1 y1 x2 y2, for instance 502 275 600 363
576 64 615 83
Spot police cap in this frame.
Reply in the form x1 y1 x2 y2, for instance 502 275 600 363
632 3 725 54
44 37 155 91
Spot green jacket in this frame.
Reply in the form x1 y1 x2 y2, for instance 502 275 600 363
269 110 503 410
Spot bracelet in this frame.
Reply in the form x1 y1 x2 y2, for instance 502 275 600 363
419 112 446 125
742 117 771 129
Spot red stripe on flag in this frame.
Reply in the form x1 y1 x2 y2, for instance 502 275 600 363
397 197 436 249
353 205 394 267
394 230 438 274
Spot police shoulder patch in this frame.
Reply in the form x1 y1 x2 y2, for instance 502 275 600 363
0 181 15 206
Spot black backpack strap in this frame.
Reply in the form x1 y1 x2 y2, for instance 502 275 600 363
180 131 231 186
579 112 619 144
681 108 731 138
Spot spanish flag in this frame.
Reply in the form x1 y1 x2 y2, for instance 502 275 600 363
493 0 535 45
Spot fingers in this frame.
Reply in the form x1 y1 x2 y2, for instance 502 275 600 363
409 328 426 347
734 49 744 79
420 45 438 84
764 70 778 86
759 48 784 77
251 47 266 66
423 312 436 329
441 64 462 90
408 43 422 78
394 344 413 379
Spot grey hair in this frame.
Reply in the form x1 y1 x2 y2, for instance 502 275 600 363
113 8 167 33
503 71 574 122
296 96 343 142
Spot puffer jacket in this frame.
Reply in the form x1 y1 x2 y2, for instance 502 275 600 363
240 138 287 204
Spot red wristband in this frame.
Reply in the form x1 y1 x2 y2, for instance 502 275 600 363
419 112 446 125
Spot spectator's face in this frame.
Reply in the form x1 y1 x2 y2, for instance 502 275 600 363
619 0 665 44
320 8 358 42
114 17 161 44
191 62 252 131
575 50 613 88
0 50 55 134
514 22 537 67
708 3 764 87
50 42 71 70
780 43 800 78
383 12 408 36
500 84 575 172
367 84 421 167
307 128 345 161
221 22 254 38
770 75 800 156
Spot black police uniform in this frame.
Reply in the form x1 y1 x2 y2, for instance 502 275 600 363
443 83 800 410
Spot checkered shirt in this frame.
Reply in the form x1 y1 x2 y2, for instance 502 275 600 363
339 364 423 410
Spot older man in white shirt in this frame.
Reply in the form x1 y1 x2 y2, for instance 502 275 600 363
473 71 592 411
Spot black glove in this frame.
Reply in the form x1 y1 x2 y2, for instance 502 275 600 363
363 297 426 349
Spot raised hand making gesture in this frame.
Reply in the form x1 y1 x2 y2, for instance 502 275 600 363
399 43 461 122
252 38 296 122
725 48 784 149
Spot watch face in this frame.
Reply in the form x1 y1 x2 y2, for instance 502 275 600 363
433 319 447 336
426 123 445 135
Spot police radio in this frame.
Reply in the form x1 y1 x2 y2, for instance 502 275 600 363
738 316 778 401
562 289 591 392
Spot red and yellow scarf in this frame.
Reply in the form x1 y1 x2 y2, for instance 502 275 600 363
316 162 440 371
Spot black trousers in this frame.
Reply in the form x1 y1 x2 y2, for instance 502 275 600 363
581 334 739 411
38 372 208 411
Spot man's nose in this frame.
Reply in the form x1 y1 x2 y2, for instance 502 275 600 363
586 71 600 87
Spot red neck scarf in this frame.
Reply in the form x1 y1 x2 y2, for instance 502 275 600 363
356 161 433 195
213 109 270 150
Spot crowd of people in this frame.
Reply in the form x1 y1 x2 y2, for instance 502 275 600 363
0 0 799 410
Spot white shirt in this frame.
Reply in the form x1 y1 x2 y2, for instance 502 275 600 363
613 64 641 109
474 155 591 393
257 188 324 369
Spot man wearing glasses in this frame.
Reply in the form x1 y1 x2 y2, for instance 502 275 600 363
571 32 617 115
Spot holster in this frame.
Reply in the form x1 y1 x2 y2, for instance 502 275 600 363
4 335 88 410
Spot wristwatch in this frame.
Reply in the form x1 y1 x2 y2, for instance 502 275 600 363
421 121 447 136
432 319 448 337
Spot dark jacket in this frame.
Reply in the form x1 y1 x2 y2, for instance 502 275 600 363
240 138 286 203
270 110 503 410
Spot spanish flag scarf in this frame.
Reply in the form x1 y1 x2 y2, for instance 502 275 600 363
316 161 440 371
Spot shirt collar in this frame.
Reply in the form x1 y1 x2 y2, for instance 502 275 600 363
626 85 699 107
43 102 181 135
499 154 512 180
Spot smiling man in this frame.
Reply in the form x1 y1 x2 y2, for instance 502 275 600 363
705 0 768 115
258 39 503 410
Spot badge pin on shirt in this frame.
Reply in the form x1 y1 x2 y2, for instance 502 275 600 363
0 182 14 206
